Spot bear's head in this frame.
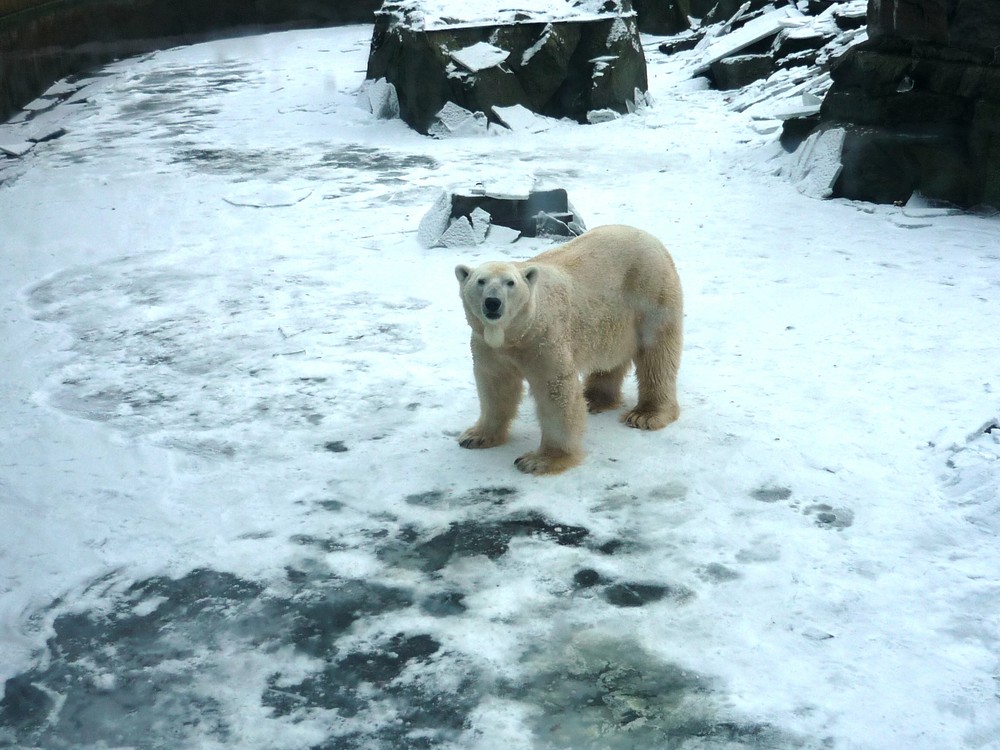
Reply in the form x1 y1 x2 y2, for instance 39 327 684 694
455 261 538 348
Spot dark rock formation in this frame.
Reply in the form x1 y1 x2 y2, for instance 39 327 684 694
365 1 648 134
0 0 382 123
635 0 774 34
418 187 585 247
711 53 776 89
815 0 1000 208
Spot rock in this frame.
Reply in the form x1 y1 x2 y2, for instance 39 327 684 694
710 53 775 89
658 30 704 55
633 0 691 35
418 186 586 247
814 0 1000 209
365 1 648 134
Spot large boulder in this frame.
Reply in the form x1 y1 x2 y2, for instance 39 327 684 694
806 0 1000 208
365 0 649 134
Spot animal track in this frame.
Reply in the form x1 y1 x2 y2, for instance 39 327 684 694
803 504 854 530
751 486 854 530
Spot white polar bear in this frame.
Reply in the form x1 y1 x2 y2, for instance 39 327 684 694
454 224 683 475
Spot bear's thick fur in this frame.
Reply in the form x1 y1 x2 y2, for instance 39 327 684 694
455 224 683 475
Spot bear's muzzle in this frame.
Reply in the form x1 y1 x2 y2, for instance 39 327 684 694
483 297 502 320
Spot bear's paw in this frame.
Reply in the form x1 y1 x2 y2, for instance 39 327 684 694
458 426 507 449
620 406 679 431
514 449 582 476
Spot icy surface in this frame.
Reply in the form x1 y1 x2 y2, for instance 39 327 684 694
1 23 1000 750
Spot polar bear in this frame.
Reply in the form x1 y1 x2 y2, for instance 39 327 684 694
454 224 683 475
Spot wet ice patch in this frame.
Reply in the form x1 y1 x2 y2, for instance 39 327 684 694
379 512 589 573
514 633 799 750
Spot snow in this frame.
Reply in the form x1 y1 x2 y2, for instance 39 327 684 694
1 21 1000 750
385 0 633 30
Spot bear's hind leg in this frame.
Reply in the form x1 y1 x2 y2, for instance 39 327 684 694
584 363 630 414
622 321 681 431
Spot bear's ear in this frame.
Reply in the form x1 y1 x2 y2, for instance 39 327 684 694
523 266 539 287
455 265 472 284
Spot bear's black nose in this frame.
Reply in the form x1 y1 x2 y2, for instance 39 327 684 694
484 297 502 314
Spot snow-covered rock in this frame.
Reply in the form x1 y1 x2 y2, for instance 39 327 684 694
365 0 648 134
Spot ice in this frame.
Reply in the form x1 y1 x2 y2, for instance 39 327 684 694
1 21 999 750
428 101 490 137
358 77 400 119
437 215 476 246
0 140 34 157
694 6 804 74
418 191 454 247
492 104 555 133
223 186 314 208
449 42 510 72
470 207 492 243
788 126 845 199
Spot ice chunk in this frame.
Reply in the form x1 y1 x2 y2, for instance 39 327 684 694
695 6 804 75
789 127 845 200
491 104 554 133
0 140 36 158
359 78 400 120
428 102 489 138
418 191 453 247
449 42 510 72
486 224 522 244
222 186 313 208
587 109 620 124
437 216 476 247
470 207 491 244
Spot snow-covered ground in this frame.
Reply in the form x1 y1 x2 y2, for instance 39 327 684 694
1 23 999 750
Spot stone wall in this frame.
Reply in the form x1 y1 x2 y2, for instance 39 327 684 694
817 0 1000 207
0 0 381 122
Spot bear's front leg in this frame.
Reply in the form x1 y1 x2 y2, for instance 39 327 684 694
515 370 586 475
459 337 524 449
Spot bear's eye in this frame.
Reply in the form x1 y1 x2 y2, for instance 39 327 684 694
505 280 515 287
476 279 486 286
